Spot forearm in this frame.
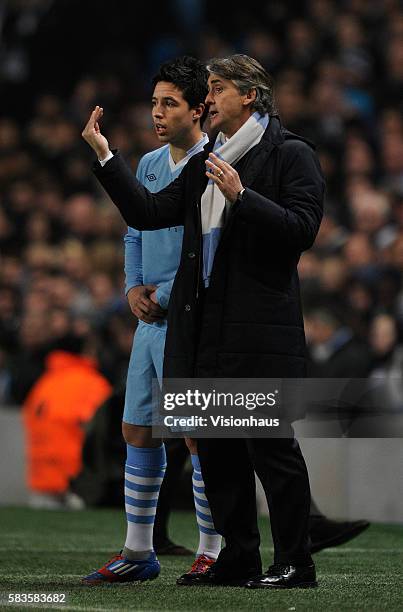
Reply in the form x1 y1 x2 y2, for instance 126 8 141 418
124 229 143 294
93 152 184 230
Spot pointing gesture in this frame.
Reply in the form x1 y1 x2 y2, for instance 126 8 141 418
82 106 110 161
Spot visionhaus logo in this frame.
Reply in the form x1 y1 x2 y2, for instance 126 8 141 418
163 414 280 428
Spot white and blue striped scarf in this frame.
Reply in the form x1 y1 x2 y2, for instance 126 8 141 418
202 111 269 287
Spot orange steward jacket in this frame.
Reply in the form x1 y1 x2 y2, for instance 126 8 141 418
22 351 112 494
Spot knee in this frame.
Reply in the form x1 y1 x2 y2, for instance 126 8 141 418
185 437 198 455
122 422 161 448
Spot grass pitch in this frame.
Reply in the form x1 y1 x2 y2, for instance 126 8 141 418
0 507 402 611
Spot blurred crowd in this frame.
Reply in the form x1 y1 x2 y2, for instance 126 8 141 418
1 0 403 405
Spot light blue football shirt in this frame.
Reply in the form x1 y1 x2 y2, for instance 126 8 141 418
124 134 208 321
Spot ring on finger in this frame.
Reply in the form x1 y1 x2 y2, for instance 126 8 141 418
216 170 224 178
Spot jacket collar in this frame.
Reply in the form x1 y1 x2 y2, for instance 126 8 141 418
206 115 284 149
237 115 283 188
204 115 284 189
262 114 284 145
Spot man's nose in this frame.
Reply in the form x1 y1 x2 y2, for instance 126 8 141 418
205 92 214 105
153 105 164 118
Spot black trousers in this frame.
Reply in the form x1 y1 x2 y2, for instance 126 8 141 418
197 434 313 571
153 438 189 546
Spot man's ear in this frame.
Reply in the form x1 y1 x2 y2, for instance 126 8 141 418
243 88 257 107
192 103 205 121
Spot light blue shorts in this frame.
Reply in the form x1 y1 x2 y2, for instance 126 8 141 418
123 321 166 426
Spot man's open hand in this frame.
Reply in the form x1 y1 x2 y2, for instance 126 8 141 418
205 153 244 203
127 285 166 324
82 106 110 161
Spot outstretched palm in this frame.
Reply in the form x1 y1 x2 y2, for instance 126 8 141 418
82 105 110 160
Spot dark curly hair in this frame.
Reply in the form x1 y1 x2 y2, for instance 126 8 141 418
152 56 209 116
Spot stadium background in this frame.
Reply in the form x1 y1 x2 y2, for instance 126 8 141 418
0 1 402 609
1 0 403 405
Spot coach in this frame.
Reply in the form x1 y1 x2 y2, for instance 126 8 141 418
83 54 325 589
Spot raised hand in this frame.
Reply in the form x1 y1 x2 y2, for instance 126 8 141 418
82 105 110 161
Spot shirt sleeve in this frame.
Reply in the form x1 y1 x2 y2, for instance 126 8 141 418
155 279 175 310
236 140 325 252
93 151 186 230
124 227 143 295
123 158 145 294
99 151 114 166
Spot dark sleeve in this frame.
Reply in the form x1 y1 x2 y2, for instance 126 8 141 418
237 140 325 252
93 151 185 230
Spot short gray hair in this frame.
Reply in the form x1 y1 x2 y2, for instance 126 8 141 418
207 54 277 115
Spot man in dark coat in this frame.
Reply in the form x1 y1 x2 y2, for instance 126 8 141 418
83 54 325 589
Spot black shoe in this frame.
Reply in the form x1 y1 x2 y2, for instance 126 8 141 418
176 554 216 585
245 564 317 589
309 516 370 554
178 562 260 587
154 538 193 556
